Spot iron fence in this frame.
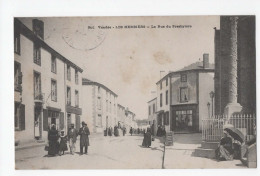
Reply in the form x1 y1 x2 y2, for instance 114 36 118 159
202 114 256 142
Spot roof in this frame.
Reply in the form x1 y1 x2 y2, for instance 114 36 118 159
156 61 214 84
82 78 118 97
117 104 125 109
14 18 83 73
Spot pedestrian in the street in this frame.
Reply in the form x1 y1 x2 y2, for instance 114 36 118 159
59 130 68 155
130 127 133 136
47 124 59 157
215 130 234 161
78 121 90 155
67 124 78 155
123 127 126 136
142 128 152 148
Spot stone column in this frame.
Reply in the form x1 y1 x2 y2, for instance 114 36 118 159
224 16 242 118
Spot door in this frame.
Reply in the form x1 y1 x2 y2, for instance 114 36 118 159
34 106 42 139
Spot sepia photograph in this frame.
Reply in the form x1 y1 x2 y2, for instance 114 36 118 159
13 15 256 169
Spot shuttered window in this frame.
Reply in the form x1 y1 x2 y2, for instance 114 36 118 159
76 115 80 130
43 109 48 131
60 112 64 130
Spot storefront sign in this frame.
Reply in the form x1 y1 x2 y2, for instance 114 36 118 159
66 105 82 115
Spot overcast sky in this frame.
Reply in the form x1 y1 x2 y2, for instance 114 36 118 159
19 16 220 120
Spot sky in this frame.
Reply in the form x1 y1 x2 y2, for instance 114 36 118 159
19 16 220 120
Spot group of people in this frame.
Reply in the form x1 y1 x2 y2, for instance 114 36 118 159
47 121 90 157
104 125 127 137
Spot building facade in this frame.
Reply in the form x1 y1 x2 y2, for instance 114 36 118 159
214 16 256 116
147 97 157 134
14 18 83 145
156 54 214 132
82 78 118 133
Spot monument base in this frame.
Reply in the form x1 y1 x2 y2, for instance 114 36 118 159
224 103 242 118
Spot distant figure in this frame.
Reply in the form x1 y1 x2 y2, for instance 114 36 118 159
108 127 112 137
137 128 140 134
123 127 126 136
59 130 68 155
67 124 78 155
130 127 133 136
142 128 152 147
78 121 90 155
48 124 59 156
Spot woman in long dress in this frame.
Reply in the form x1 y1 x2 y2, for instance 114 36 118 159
142 128 152 147
48 124 59 156
215 130 234 161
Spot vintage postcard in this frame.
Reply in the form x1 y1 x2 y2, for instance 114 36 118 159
14 16 256 169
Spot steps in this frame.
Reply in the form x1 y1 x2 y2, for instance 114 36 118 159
193 141 219 159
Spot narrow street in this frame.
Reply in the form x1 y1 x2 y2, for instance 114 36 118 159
15 133 245 169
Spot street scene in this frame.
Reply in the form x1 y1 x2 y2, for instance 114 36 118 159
14 16 256 169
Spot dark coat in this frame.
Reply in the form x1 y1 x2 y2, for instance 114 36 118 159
67 128 78 143
48 129 59 155
142 132 152 147
59 136 68 151
78 126 90 147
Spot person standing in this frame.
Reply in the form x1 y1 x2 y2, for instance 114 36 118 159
67 124 78 155
47 124 59 156
130 127 133 136
78 121 90 155
59 130 68 155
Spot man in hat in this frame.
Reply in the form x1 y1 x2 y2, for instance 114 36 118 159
78 121 90 155
67 123 78 155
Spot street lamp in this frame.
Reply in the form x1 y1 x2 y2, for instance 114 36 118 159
209 91 215 117
207 102 210 118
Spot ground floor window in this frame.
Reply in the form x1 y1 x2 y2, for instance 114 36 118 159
14 102 25 130
96 114 102 127
175 110 192 130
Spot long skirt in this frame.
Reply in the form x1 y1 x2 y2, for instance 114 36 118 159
215 145 233 161
48 140 59 156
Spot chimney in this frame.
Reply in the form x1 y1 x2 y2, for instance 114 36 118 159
33 19 44 39
203 53 209 68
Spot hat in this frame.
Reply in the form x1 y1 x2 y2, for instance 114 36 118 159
82 121 86 125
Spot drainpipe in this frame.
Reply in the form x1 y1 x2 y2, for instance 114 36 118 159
64 62 67 134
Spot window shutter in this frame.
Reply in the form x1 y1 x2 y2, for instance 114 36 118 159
43 109 48 131
188 87 191 101
20 104 25 130
60 112 64 130
76 115 80 130
177 88 180 102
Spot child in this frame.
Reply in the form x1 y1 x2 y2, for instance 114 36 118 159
59 130 68 155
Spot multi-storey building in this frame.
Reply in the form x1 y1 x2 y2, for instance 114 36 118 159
14 18 83 145
117 104 126 128
147 97 157 134
82 78 118 133
156 54 214 132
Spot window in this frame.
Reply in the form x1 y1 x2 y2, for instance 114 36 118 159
97 97 101 110
75 90 79 107
97 114 102 127
67 65 71 81
14 30 20 54
33 19 44 39
160 82 162 90
14 62 22 92
34 71 41 100
166 90 168 105
149 106 151 115
51 79 57 102
110 102 112 112
15 103 25 131
160 93 163 107
166 78 168 86
33 43 41 66
175 110 193 128
181 74 187 82
67 87 71 105
180 87 189 102
75 70 78 84
153 104 155 113
51 55 56 73
106 100 108 112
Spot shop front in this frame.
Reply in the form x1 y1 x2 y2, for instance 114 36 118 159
171 104 198 132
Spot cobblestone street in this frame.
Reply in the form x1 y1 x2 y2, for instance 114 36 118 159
16 133 246 169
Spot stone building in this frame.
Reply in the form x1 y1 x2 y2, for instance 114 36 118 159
156 54 214 132
214 16 256 116
82 78 118 133
147 97 157 134
14 18 83 145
